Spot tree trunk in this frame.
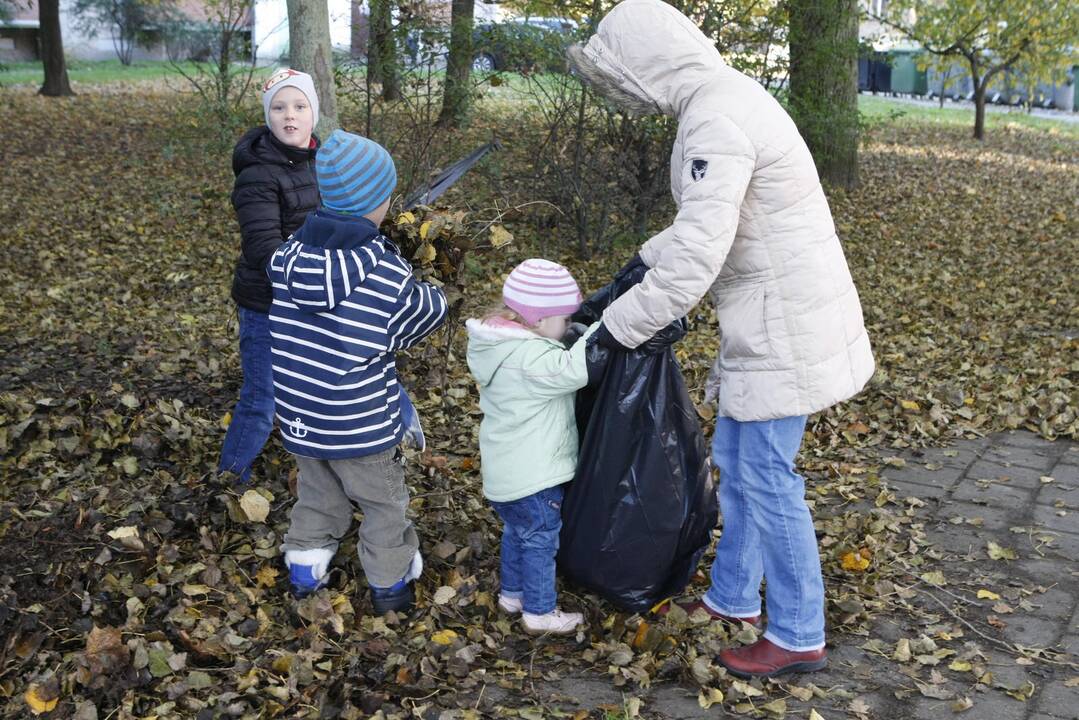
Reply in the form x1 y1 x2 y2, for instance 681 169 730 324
788 0 860 189
286 0 339 134
436 0 475 128
972 81 987 140
38 0 74 97
368 0 400 101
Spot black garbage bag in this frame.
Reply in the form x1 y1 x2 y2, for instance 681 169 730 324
557 259 718 612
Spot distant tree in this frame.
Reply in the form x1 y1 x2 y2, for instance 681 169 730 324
71 0 168 66
368 0 400 100
169 0 257 135
876 1 1079 139
286 0 340 134
436 0 475 128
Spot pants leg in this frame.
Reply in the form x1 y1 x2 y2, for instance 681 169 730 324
491 486 562 615
281 455 355 554
739 416 825 651
499 525 524 599
704 416 766 617
218 306 275 482
333 449 419 589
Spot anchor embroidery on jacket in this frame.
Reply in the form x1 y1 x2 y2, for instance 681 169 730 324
289 418 309 438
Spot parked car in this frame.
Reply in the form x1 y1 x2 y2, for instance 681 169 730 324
472 18 577 73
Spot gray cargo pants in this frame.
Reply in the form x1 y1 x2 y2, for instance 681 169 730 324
281 448 419 588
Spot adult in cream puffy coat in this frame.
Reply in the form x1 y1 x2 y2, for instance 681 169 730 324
568 0 874 678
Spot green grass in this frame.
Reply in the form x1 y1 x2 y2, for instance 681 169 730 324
0 59 222 87
859 94 1079 137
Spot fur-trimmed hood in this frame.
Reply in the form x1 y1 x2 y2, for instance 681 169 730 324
464 317 559 387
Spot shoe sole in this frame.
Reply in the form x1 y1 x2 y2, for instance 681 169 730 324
723 658 828 679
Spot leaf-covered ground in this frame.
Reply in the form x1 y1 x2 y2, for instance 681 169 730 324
0 86 1076 719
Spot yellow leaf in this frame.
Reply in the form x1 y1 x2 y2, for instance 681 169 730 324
396 211 416 225
697 687 724 709
949 660 973 672
976 589 1000 600
24 684 59 714
900 399 921 411
841 551 870 572
255 566 279 588
809 711 826 720
220 411 232 429
431 629 458 645
1004 681 1035 701
413 242 437 265
986 541 1017 561
419 221 432 240
489 224 514 249
920 570 947 586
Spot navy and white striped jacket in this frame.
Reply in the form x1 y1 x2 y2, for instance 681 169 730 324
267 209 447 459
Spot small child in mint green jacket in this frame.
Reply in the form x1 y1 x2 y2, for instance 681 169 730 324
465 259 601 636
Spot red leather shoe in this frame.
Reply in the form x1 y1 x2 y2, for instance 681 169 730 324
653 599 761 627
717 637 827 678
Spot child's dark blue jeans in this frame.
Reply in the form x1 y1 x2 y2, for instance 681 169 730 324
218 306 275 483
490 485 564 615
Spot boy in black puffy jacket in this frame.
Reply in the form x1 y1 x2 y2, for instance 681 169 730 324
218 69 320 484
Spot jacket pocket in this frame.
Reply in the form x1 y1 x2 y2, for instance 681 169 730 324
712 277 770 362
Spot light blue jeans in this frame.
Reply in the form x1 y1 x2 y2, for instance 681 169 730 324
703 415 826 652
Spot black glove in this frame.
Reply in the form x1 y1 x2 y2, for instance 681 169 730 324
595 322 634 353
562 322 590 348
614 253 647 282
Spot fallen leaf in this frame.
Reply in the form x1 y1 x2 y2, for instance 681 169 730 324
976 589 1000 600
986 541 1018 561
239 490 270 523
698 687 724 709
255 566 279 588
489 224 514 248
431 629 458 645
24 682 60 714
433 585 457 605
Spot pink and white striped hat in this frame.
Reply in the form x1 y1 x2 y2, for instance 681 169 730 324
502 259 583 326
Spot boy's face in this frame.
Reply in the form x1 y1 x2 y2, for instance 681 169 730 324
534 314 571 340
268 86 314 148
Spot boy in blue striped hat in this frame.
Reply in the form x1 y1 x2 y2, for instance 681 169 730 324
267 130 448 613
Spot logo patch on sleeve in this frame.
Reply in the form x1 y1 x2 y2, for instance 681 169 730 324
691 159 708 181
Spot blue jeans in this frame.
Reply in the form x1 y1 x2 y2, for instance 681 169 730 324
703 415 826 652
490 485 564 615
218 306 275 483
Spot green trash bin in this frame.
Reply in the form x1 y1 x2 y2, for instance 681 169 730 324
889 49 929 95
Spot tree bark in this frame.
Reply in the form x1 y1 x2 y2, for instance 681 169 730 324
788 0 860 189
368 0 400 101
286 0 339 134
38 0 74 97
972 81 986 140
436 0 475 128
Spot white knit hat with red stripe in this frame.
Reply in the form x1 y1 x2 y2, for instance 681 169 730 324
502 259 583 326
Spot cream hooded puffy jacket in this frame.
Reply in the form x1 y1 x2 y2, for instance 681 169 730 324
573 0 875 422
